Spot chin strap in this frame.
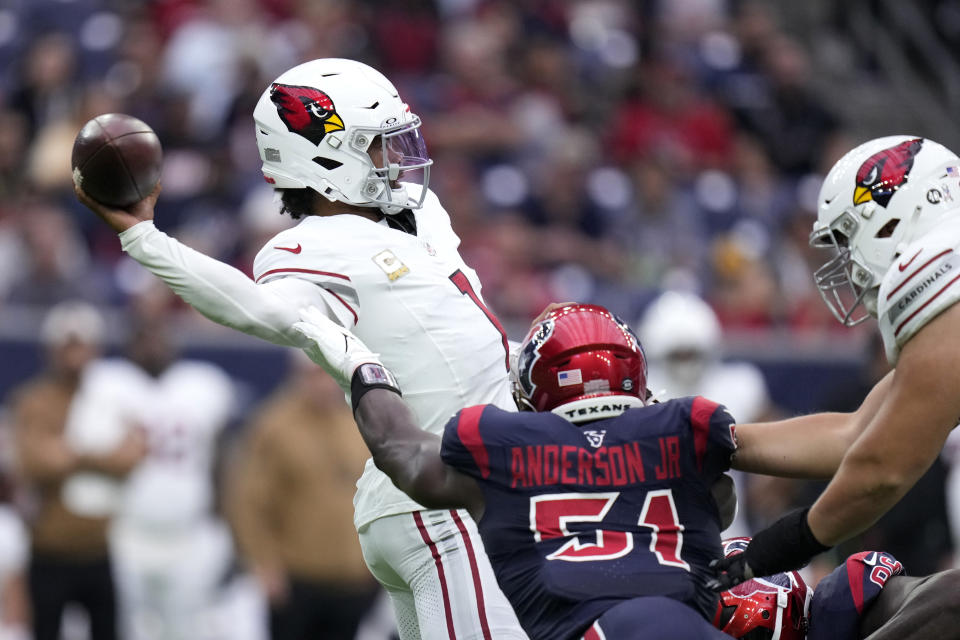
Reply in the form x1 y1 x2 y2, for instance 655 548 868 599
772 588 788 639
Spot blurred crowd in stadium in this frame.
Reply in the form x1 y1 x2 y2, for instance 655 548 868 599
0 0 862 329
0 0 959 638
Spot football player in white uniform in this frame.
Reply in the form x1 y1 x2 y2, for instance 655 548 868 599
105 321 264 640
710 136 960 590
638 290 771 425
75 59 527 639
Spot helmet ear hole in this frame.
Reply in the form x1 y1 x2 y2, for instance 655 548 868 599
874 218 901 238
313 157 343 171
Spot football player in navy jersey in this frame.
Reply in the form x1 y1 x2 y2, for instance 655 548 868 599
293 302 736 640
810 551 960 640
717 539 960 640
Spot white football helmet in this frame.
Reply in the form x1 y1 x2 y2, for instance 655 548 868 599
253 58 432 214
811 136 960 325
639 291 721 393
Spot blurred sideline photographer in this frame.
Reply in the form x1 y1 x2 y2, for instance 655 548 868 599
10 302 146 640
227 350 386 640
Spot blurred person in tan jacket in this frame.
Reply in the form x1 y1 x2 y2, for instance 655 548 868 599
227 351 383 640
0 409 28 640
10 301 146 640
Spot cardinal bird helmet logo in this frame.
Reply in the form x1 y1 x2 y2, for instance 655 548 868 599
853 138 924 208
269 83 345 146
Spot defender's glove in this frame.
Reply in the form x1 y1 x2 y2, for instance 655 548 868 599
293 307 401 411
293 306 384 390
706 507 830 592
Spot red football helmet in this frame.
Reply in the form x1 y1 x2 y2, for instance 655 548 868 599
513 304 647 421
713 538 810 640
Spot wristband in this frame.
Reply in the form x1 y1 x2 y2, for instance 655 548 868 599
351 363 401 413
748 506 831 576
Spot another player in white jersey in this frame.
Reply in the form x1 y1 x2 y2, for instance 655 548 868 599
101 321 264 640
710 136 960 590
639 290 770 423
75 58 527 639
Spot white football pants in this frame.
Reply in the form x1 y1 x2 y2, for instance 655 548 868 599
111 518 267 640
359 509 528 640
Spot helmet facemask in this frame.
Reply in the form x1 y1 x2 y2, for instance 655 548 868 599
356 119 432 214
810 209 883 326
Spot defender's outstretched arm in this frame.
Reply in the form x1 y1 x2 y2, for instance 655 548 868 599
294 307 483 514
355 389 483 513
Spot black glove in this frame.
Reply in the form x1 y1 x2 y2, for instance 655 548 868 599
706 507 830 592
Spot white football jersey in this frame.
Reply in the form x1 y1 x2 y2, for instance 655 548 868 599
62 359 150 517
120 187 516 528
254 188 515 527
649 361 768 424
878 219 960 364
118 361 235 530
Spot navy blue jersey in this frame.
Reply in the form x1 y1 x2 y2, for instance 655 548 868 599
440 396 737 640
808 551 904 640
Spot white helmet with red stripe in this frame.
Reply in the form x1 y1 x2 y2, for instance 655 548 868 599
253 58 432 214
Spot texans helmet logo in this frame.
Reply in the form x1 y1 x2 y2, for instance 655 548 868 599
517 319 555 398
270 83 345 145
854 138 923 208
721 537 751 557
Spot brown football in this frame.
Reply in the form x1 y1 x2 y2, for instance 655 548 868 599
71 113 163 208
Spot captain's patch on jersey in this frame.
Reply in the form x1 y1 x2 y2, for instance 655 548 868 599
372 250 410 281
557 369 582 387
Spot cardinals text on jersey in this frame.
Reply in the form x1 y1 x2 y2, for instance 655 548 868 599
878 219 960 363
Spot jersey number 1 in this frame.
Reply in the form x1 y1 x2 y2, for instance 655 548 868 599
450 269 510 371
530 490 689 568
